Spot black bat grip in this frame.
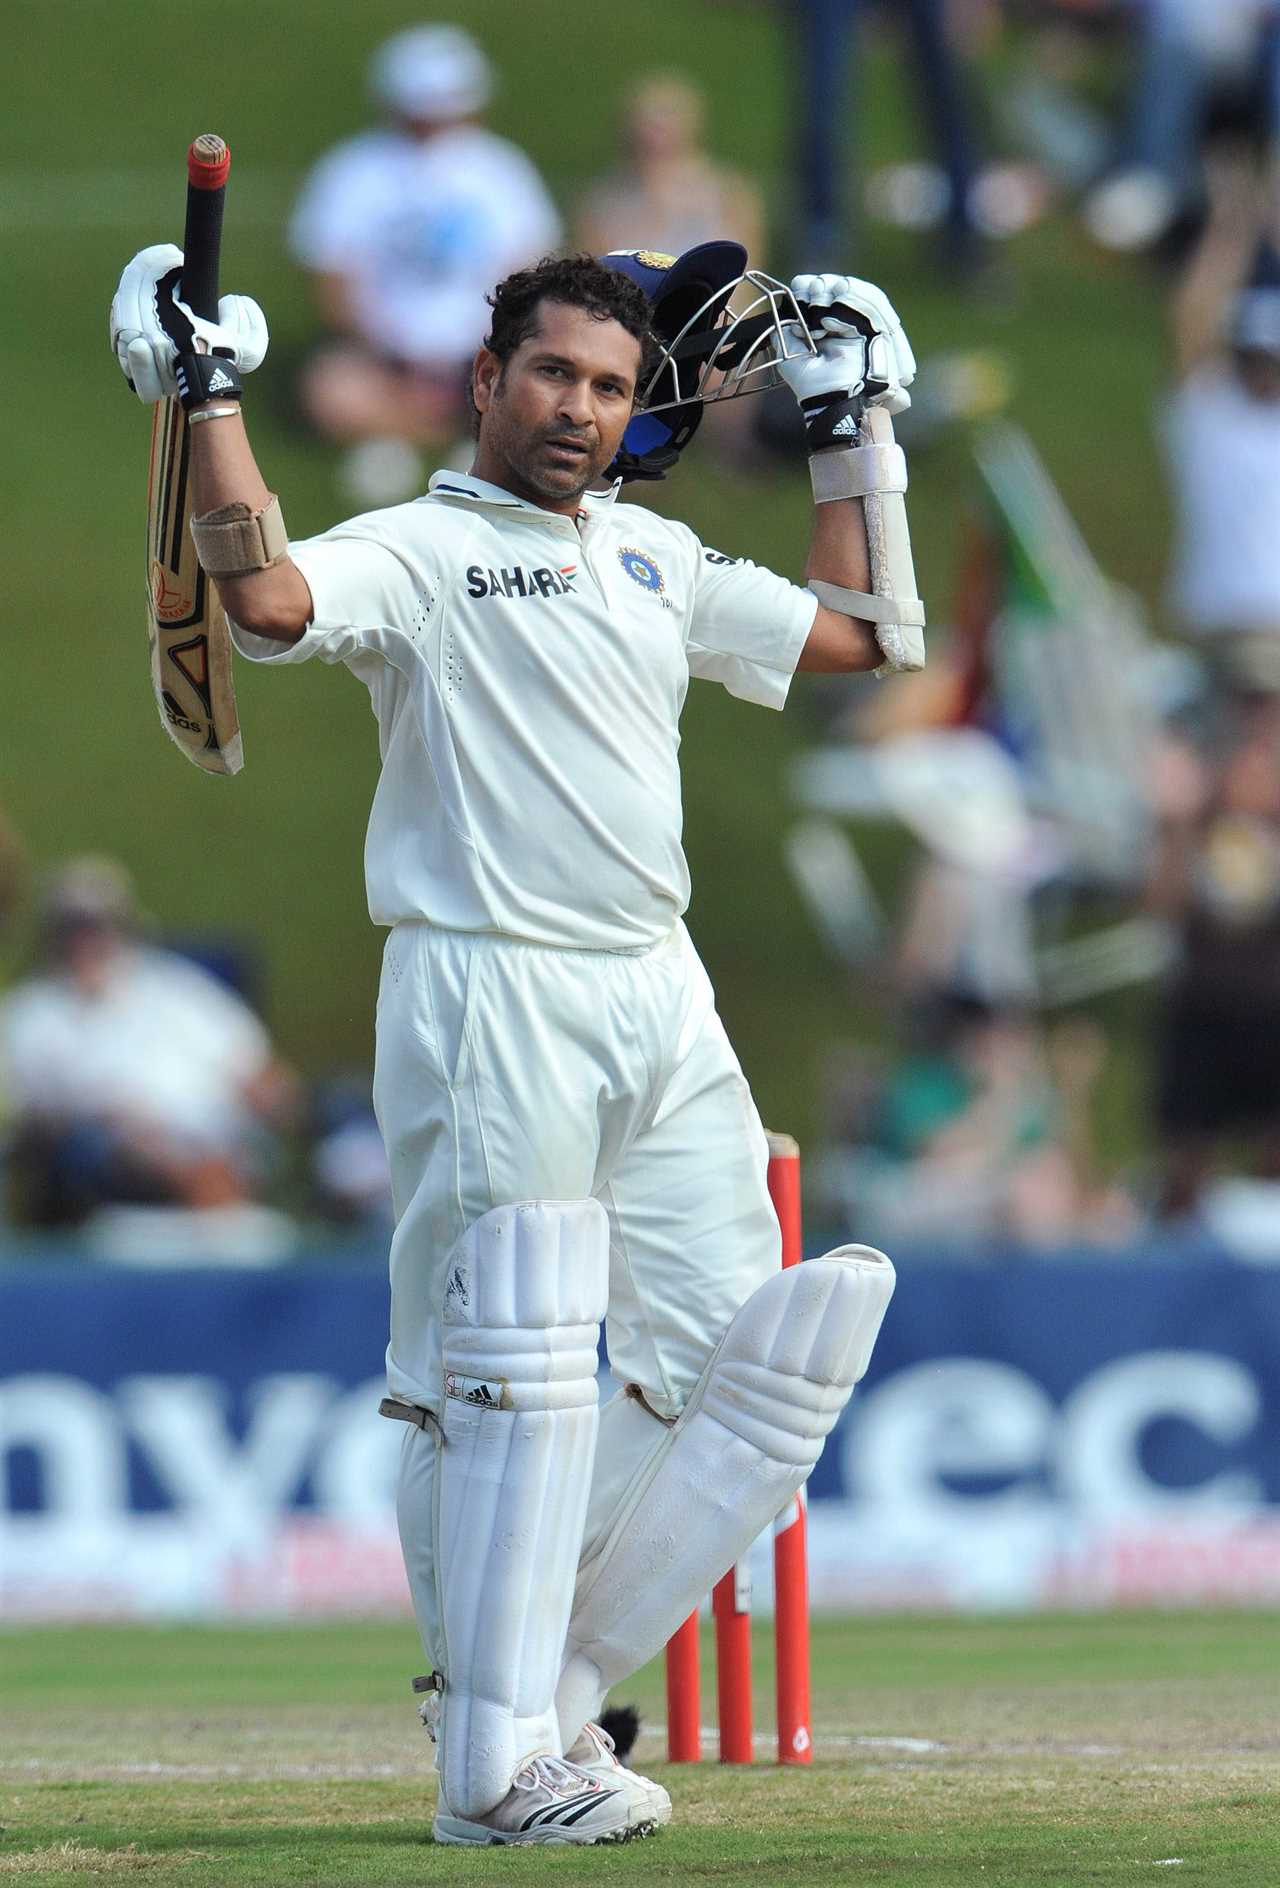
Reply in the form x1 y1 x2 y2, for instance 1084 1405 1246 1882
181 136 230 322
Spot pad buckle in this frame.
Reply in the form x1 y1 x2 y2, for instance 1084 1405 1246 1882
412 1671 444 1741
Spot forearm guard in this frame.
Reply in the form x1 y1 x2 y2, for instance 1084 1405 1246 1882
805 408 925 673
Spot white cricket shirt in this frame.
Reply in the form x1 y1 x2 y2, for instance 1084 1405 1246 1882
231 472 816 949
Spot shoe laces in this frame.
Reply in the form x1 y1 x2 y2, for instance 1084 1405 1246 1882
513 1753 594 1795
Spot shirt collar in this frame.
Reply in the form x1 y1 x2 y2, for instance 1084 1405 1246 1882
427 469 623 520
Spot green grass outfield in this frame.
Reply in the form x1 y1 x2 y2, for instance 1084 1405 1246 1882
3 1615 1278 1883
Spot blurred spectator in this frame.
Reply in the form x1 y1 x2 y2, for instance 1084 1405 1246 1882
786 0 988 271
985 1 1121 201
574 73 764 270
1084 0 1280 253
814 994 1134 1247
1161 186 1280 681
309 1074 392 1229
574 71 767 465
0 858 298 1228
1135 167 1280 1223
1147 690 1280 1219
288 23 561 503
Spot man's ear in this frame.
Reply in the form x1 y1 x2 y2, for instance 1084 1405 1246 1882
472 347 500 416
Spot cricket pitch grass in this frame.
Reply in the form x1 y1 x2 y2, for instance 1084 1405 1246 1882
3 1614 1277 1885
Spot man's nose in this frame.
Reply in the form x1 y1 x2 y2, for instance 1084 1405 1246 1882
558 378 594 426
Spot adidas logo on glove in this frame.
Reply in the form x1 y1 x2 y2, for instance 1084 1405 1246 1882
175 350 243 409
831 412 861 438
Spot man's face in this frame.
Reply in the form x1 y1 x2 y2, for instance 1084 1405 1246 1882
471 301 643 510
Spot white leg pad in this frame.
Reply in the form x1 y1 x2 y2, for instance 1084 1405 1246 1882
555 1245 894 1745
436 1198 609 1819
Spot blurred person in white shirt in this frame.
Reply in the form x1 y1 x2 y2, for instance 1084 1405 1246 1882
289 23 562 502
0 858 297 1226
1161 171 1280 681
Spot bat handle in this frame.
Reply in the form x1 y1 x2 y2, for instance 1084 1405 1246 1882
181 134 230 322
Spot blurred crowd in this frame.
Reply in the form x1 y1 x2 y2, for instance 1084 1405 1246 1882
7 4 1280 1259
791 1 1280 1251
0 857 392 1258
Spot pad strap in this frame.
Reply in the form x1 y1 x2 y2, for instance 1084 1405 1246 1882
807 576 926 628
379 1396 444 1439
190 495 288 576
809 443 907 504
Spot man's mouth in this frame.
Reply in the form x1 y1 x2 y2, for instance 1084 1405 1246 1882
542 435 593 462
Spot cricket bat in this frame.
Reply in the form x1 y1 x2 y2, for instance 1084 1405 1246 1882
858 404 925 673
145 133 244 775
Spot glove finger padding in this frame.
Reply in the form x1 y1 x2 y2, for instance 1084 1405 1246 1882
121 333 168 404
109 243 269 404
215 292 269 374
775 327 869 405
789 272 916 414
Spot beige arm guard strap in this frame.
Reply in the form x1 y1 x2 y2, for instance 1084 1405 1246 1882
806 408 926 673
190 494 289 577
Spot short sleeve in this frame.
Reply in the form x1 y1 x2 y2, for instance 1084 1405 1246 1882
229 523 433 668
684 538 817 709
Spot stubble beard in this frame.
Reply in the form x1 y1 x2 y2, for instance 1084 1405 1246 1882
482 402 614 508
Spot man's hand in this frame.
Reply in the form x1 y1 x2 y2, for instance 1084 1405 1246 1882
777 273 916 449
111 244 268 406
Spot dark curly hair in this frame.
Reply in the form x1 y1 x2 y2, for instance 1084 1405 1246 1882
486 254 653 360
468 254 655 431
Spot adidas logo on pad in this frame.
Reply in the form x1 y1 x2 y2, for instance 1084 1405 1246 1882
444 1370 508 1408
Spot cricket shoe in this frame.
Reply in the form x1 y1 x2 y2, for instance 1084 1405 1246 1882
564 1717 672 1827
432 1752 663 1846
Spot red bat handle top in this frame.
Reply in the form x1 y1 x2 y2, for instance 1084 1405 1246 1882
188 134 231 191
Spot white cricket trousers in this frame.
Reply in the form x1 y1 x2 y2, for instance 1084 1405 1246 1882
373 917 781 1416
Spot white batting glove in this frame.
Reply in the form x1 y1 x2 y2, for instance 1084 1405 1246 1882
777 273 915 448
110 244 269 405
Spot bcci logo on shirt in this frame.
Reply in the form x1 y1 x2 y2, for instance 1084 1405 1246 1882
619 547 666 600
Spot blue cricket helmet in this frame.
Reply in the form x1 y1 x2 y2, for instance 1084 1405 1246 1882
600 241 747 483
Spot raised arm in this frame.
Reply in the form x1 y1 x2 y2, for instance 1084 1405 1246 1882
110 245 313 642
800 482 880 673
775 273 926 677
185 407 313 642
1169 159 1263 381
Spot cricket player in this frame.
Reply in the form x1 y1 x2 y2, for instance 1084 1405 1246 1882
110 240 919 1844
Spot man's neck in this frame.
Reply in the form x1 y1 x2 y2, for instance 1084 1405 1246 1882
467 456 584 517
